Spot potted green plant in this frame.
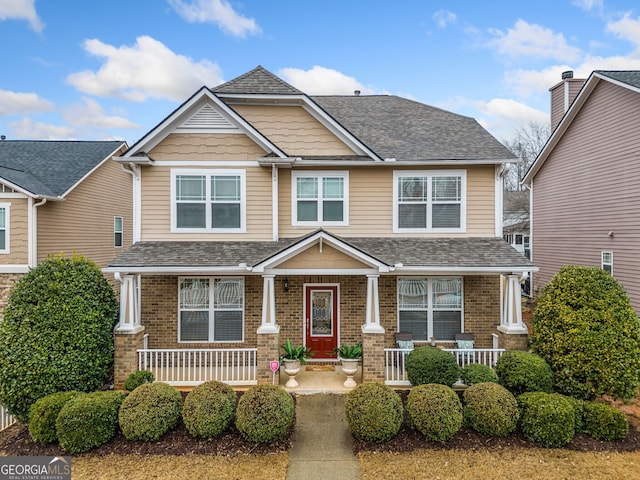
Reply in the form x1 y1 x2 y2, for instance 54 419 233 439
334 343 362 387
280 339 313 388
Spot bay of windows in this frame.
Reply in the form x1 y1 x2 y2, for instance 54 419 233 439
292 171 348 226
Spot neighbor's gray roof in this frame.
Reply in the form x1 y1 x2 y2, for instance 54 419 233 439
108 235 534 271
596 70 640 89
213 65 303 95
0 140 124 197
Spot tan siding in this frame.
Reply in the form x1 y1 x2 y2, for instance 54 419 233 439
149 133 265 160
140 165 273 241
278 244 370 269
37 156 133 267
532 80 640 312
0 198 29 264
232 105 355 156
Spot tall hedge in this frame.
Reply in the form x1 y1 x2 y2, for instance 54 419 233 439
0 254 119 421
531 265 640 400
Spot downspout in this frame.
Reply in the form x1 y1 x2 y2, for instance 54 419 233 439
120 163 141 243
272 163 278 241
28 197 47 267
495 164 509 238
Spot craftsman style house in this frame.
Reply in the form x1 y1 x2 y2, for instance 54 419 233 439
107 66 534 388
523 70 640 313
0 140 132 311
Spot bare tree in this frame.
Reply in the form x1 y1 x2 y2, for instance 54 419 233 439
502 121 551 191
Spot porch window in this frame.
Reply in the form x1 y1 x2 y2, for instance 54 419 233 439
172 169 245 232
601 251 613 275
393 170 465 233
0 204 8 253
179 277 244 342
397 277 462 341
292 171 348 226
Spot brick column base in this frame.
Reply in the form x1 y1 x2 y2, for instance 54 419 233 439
362 331 385 383
257 331 280 384
114 327 146 389
497 331 529 351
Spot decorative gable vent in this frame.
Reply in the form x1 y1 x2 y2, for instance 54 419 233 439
176 103 240 133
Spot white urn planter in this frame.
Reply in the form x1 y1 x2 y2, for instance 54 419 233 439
283 359 301 388
340 358 360 388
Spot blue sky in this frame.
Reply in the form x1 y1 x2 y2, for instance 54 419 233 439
1 0 640 145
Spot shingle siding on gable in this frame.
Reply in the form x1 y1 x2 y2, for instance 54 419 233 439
149 133 265 160
532 80 640 311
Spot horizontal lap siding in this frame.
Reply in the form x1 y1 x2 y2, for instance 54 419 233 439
532 81 640 311
0 198 28 264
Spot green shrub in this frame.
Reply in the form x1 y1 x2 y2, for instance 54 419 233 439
556 394 585 433
531 265 640 400
119 382 182 441
463 382 519 437
407 384 462 442
405 346 461 387
28 391 82 444
345 383 403 443
56 391 126 454
495 351 553 396
0 254 119 422
517 392 575 448
461 364 498 386
124 370 154 392
235 385 294 443
183 381 237 438
582 401 629 441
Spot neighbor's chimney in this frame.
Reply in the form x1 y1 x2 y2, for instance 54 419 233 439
549 70 586 131
354 90 361 96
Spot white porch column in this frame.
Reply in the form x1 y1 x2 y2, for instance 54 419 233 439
362 274 385 333
115 273 143 332
498 274 528 334
258 274 279 334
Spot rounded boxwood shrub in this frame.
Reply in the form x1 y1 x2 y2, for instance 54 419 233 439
235 385 294 443
183 381 237 438
119 382 183 441
461 364 498 386
557 394 585 433
517 392 575 448
495 351 553 396
582 401 629 441
531 265 640 400
407 384 462 442
29 391 82 444
56 391 126 454
0 254 119 422
124 370 154 392
405 346 461 387
463 382 519 437
345 383 403 443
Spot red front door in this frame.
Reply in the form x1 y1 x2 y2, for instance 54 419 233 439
305 286 338 359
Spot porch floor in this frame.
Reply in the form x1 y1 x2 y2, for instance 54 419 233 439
279 365 363 394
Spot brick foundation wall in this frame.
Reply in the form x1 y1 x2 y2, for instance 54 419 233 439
114 328 146 389
257 332 280 384
362 332 385 383
497 331 529 351
462 276 501 348
0 273 23 318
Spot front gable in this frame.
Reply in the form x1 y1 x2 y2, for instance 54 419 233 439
278 242 373 270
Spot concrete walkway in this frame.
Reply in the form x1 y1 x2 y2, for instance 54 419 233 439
286 394 360 480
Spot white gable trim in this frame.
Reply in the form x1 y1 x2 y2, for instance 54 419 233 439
60 143 127 198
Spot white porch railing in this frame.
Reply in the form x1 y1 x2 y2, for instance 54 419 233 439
1 405 16 431
138 348 258 386
385 347 505 386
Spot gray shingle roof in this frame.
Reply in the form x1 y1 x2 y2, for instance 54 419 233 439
108 235 534 271
596 70 640 89
213 66 303 95
0 140 124 197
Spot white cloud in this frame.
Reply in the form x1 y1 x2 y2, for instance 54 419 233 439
168 0 260 38
67 36 224 102
0 89 53 115
62 98 139 129
487 19 582 63
0 0 43 32
432 9 456 28
606 13 640 51
279 66 377 95
476 98 549 126
7 118 75 140
571 0 603 11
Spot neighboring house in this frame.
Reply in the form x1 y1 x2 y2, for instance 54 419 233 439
523 70 640 312
503 190 530 258
0 140 132 310
106 66 535 388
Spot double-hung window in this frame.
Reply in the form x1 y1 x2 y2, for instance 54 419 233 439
393 170 465 233
292 171 348 226
601 251 613 275
397 277 463 341
172 169 245 232
0 204 9 253
179 277 244 342
114 216 123 248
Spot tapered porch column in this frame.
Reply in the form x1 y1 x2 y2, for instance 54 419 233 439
257 274 279 334
114 273 143 333
257 274 280 384
499 274 528 334
362 274 384 333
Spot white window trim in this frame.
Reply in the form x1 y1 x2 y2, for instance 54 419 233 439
392 170 466 233
171 169 246 233
291 170 349 227
601 251 613 276
396 276 464 341
0 203 9 254
114 216 124 248
178 277 245 343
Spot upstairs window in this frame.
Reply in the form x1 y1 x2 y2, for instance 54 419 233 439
394 171 465 233
172 170 245 233
602 251 613 275
114 216 123 248
292 171 348 226
0 204 8 253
